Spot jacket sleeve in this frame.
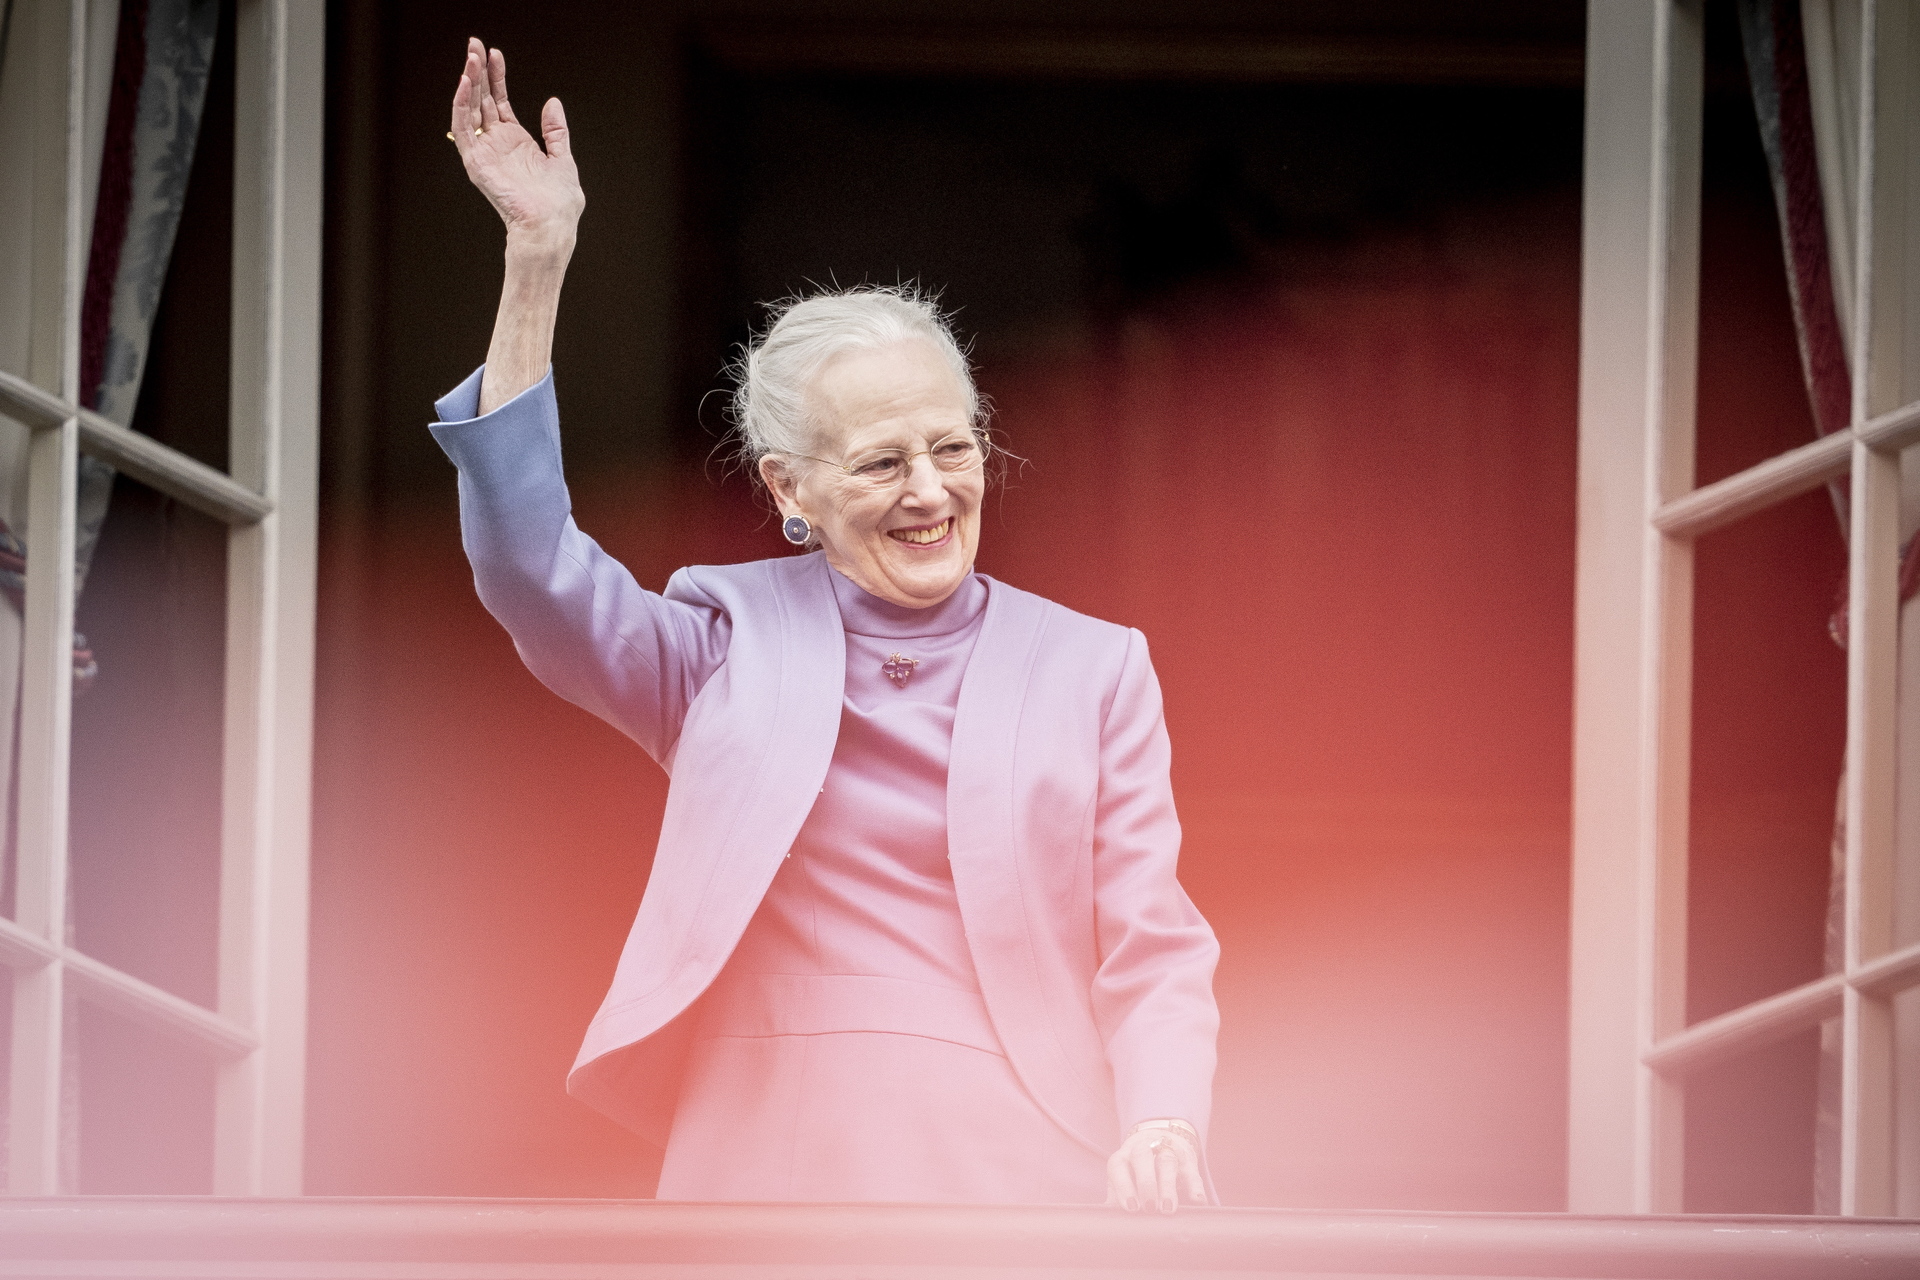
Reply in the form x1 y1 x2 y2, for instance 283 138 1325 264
1088 628 1222 1141
429 366 728 764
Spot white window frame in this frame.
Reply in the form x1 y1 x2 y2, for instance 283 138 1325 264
1571 0 1920 1217
0 0 320 1195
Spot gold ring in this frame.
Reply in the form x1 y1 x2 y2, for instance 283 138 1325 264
1149 1136 1178 1156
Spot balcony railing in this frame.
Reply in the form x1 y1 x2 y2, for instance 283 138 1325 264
2 1198 1918 1278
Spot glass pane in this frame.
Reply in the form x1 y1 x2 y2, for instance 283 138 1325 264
1684 1026 1820 1213
76 1000 215 1194
0 973 10 1189
1684 488 1844 1215
0 0 55 395
68 470 226 1009
1694 0 1831 489
114 0 236 477
1688 485 1846 1025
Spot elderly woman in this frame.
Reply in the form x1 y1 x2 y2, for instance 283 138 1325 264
434 40 1220 1210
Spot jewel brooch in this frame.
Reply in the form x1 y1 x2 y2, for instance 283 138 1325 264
882 652 920 689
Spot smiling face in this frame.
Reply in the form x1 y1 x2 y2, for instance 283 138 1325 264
759 339 984 609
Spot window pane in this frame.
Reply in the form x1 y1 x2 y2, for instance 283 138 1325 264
76 999 215 1194
1688 486 1845 1025
1683 489 1844 1215
68 471 226 1009
0 974 11 1186
112 0 236 477
1684 1026 1820 1214
1694 0 1830 488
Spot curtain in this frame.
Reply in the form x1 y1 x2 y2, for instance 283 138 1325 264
0 0 217 1193
1739 0 1920 1217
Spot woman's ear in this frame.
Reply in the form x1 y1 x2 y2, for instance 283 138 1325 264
759 455 799 516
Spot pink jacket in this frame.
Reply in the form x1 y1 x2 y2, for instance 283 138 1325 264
433 369 1220 1161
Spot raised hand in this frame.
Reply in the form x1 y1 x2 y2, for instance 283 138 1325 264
449 38 583 256
446 39 581 412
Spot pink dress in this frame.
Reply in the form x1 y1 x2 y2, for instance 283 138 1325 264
655 569 1105 1203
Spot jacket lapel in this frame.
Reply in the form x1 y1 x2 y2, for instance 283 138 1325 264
948 579 1110 1156
753 550 846 874
667 552 845 978
569 552 847 1137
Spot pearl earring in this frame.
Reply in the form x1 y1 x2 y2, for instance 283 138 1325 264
782 515 812 545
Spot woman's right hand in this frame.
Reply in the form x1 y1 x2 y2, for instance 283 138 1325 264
449 38 584 258
452 39 582 412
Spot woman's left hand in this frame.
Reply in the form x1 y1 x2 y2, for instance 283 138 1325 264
1106 1124 1206 1213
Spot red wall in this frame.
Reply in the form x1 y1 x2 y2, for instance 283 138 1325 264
307 189 1585 1207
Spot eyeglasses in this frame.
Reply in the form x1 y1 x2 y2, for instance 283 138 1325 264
791 433 985 490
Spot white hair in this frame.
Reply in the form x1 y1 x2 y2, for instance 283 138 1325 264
727 284 984 477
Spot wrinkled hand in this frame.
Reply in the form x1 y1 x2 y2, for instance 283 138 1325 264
449 38 583 255
1106 1125 1206 1214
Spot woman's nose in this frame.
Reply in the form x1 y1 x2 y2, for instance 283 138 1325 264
900 453 945 504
